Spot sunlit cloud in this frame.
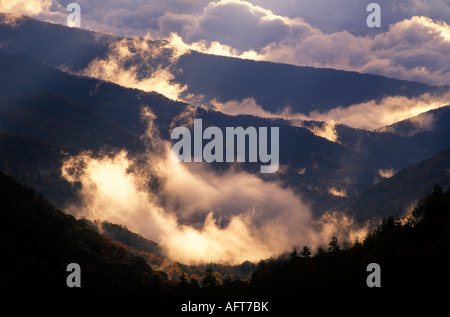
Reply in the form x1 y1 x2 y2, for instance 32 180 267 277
61 107 368 265
328 187 347 198
212 89 450 140
211 98 338 143
236 16 450 85
2 1 450 85
0 0 52 16
378 168 396 178
79 35 188 101
61 143 314 264
156 2 450 85
308 90 450 130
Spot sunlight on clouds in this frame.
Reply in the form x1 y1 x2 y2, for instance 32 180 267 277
61 107 368 265
80 36 188 101
169 11 450 85
328 187 347 198
62 147 302 264
167 32 259 59
309 121 338 143
0 0 51 16
2 1 450 86
378 168 396 178
212 89 450 138
309 91 450 130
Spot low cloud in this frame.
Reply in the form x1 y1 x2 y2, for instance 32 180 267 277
213 89 450 140
328 187 347 198
3 1 450 85
308 90 450 130
378 111 438 137
0 0 52 17
61 107 367 265
79 35 188 101
212 98 339 142
378 169 396 178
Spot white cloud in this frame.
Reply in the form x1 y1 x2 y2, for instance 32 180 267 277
159 0 316 51
248 0 450 35
211 90 450 143
156 3 450 85
3 1 450 85
307 89 450 130
61 107 367 264
0 0 52 16
78 35 188 101
378 169 396 178
245 16 450 85
328 187 347 197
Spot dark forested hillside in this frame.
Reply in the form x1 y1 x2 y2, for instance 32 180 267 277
344 147 450 222
0 171 173 295
0 131 79 209
175 51 440 113
188 185 450 296
1 170 449 297
0 94 140 151
0 52 187 139
336 105 450 170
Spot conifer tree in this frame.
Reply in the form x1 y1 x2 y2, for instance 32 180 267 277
300 245 311 259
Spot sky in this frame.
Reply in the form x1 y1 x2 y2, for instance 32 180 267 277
1 0 450 85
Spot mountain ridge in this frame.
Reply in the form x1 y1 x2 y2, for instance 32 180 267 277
0 170 172 295
0 12 443 115
344 147 450 222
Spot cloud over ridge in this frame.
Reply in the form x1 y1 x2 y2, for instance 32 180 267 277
61 107 367 265
3 0 450 85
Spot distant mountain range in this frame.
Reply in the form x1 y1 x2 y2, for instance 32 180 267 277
0 13 445 114
1 13 450 297
174 51 444 113
0 12 449 222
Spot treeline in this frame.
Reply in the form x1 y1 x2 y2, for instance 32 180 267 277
0 171 172 296
1 168 449 296
173 185 450 296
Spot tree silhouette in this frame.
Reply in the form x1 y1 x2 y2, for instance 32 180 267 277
353 236 362 247
223 275 232 285
328 236 340 253
202 268 218 288
290 247 298 259
178 272 188 288
190 277 200 291
315 245 326 257
300 245 311 259
431 184 443 198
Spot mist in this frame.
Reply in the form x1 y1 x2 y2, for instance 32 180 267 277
61 107 368 265
79 35 189 101
213 90 450 142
